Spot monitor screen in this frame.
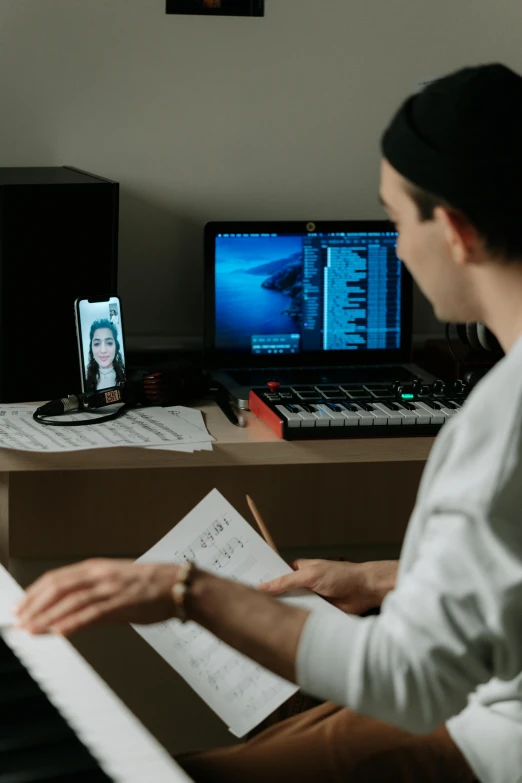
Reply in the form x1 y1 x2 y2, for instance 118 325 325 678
213 227 401 356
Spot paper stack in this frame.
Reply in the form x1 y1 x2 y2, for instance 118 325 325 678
0 405 214 453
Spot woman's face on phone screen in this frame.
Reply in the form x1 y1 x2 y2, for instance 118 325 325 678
92 328 116 369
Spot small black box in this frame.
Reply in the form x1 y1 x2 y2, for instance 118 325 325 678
0 166 119 402
166 1 264 16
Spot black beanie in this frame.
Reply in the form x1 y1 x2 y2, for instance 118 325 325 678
381 64 522 213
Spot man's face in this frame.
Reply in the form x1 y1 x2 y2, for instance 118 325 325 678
379 158 480 323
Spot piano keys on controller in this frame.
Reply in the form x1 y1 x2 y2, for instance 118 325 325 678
249 379 468 440
0 566 192 783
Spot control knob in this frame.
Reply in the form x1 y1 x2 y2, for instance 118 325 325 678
432 379 446 394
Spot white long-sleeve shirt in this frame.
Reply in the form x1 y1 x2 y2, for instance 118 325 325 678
296 333 522 783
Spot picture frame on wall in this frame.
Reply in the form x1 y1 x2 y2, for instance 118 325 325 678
166 0 264 16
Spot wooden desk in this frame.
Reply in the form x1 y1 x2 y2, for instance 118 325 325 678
0 403 435 568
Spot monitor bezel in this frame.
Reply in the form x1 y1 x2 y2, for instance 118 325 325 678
204 220 412 369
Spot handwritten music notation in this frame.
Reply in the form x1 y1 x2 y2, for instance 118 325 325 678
132 489 333 737
175 513 248 571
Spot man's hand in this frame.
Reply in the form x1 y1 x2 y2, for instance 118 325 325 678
258 559 398 615
14 559 182 636
15 557 310 685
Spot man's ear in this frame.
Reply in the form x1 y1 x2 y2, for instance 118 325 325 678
435 206 480 265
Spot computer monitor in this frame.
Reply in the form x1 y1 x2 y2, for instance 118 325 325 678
204 221 412 368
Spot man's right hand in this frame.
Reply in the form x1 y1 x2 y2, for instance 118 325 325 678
258 559 398 616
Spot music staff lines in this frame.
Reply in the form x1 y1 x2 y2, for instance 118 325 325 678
176 513 249 570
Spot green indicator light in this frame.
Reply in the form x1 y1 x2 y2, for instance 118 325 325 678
401 393 414 399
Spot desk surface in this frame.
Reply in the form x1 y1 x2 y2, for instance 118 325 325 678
0 402 435 473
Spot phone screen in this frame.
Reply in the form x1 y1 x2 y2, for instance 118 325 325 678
75 297 126 393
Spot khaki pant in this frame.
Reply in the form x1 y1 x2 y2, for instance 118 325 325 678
179 702 478 783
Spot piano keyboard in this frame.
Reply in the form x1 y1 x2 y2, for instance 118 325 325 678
0 566 192 783
249 379 470 440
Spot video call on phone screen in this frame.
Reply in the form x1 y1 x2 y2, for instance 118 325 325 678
78 297 126 393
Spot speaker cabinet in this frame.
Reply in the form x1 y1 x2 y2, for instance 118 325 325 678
0 166 119 402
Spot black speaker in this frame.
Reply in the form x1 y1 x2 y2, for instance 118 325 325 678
0 166 119 402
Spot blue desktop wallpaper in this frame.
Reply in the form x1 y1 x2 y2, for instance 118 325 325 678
215 236 303 351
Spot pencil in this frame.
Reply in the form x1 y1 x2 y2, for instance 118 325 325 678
246 494 279 554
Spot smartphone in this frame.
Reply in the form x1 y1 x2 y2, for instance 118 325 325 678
74 296 126 393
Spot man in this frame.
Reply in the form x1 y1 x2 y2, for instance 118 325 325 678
15 63 522 782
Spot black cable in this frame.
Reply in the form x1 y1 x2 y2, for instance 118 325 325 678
32 385 138 427
445 322 467 369
33 403 130 426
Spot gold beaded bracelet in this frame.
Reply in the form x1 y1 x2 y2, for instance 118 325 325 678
171 560 196 623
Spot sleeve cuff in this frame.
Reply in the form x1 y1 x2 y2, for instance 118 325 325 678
296 608 372 706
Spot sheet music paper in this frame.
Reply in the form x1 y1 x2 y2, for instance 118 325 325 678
133 489 341 737
0 406 214 452
148 407 214 453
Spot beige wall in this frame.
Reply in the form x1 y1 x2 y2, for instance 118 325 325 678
1 0 521 345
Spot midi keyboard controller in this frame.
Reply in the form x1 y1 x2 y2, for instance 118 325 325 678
249 379 469 440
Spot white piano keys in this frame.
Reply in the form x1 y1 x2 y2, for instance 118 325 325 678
307 405 331 427
413 400 446 425
275 404 302 428
370 402 403 425
406 403 430 425
3 626 192 783
315 404 346 427
362 403 390 426
270 392 457 435
429 400 454 423
292 405 317 427
441 400 462 417
331 403 359 426
389 403 418 425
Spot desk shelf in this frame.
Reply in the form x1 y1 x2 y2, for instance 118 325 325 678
0 403 435 473
0 403 435 566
